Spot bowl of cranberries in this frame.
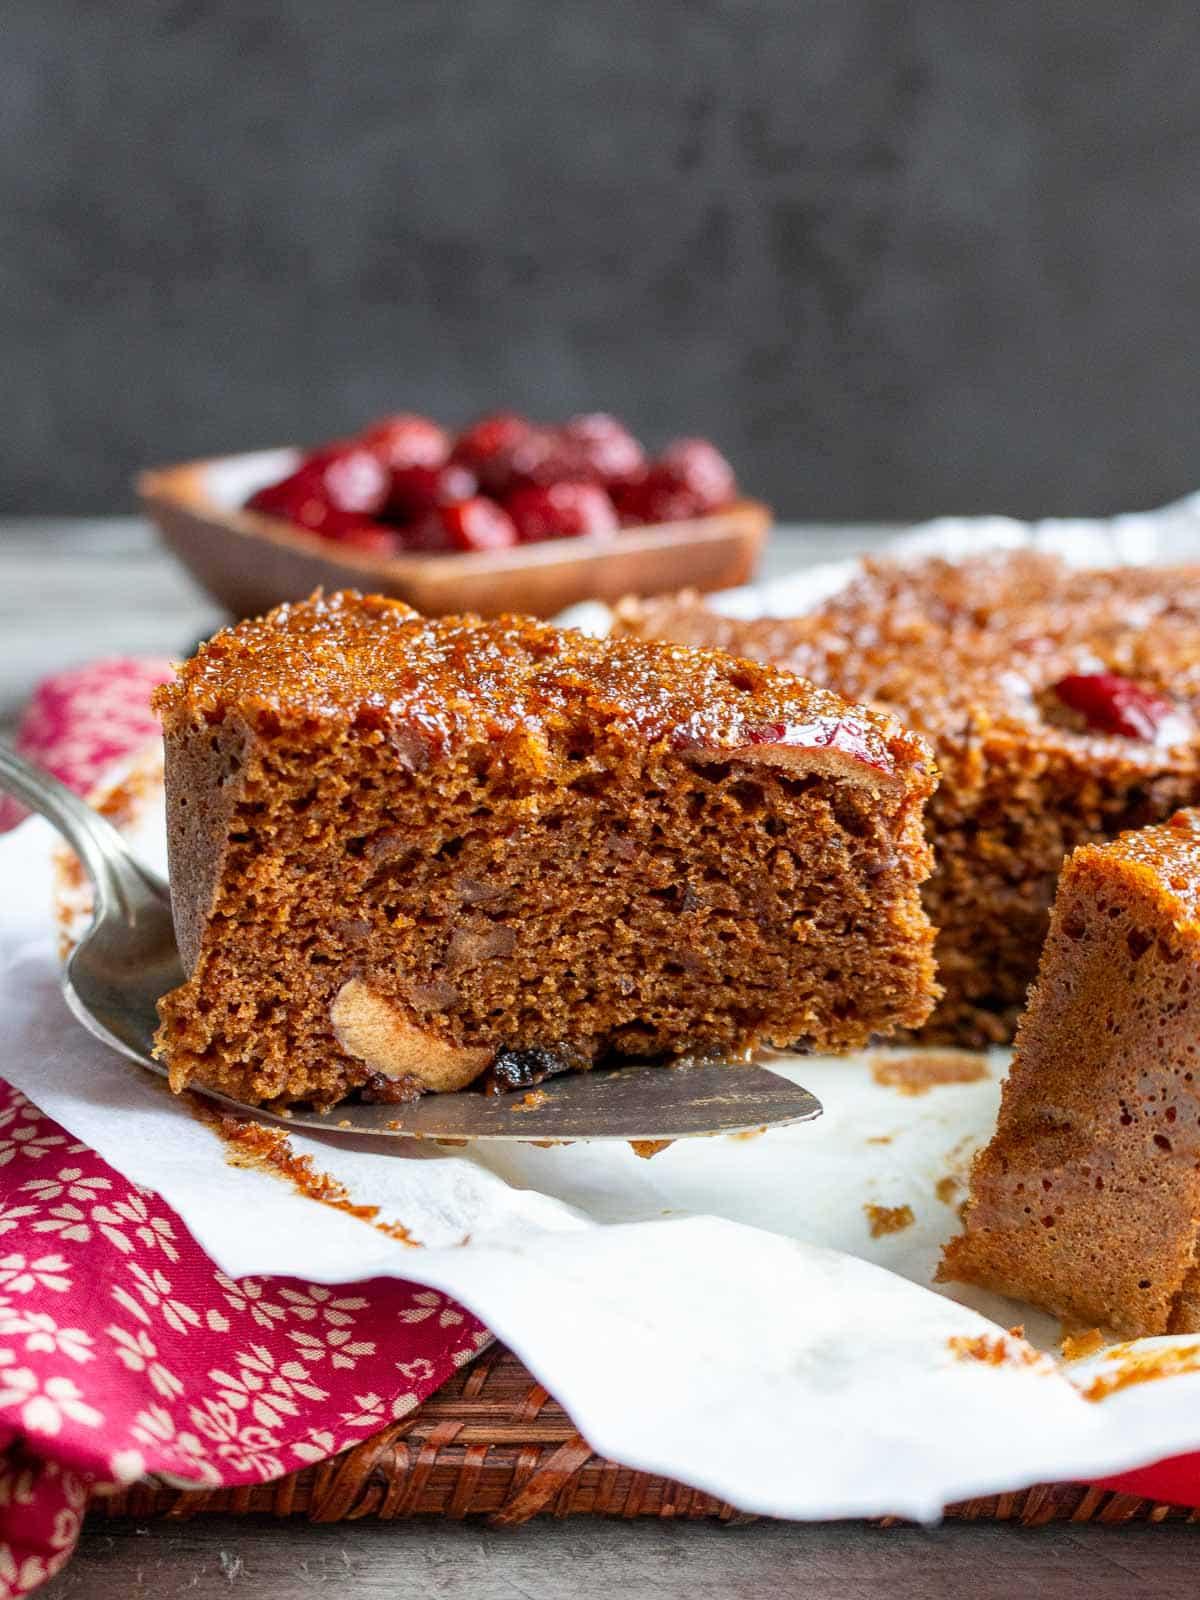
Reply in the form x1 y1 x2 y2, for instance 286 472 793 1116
140 411 769 619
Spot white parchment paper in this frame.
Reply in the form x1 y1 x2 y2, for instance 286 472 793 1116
7 498 1200 1519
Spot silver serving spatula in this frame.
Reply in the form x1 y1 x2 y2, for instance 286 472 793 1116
0 744 821 1143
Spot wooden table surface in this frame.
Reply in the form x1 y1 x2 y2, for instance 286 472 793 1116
5 517 1196 1598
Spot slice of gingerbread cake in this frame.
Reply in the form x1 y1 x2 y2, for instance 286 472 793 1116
152 590 938 1110
940 809 1200 1337
617 552 1200 1046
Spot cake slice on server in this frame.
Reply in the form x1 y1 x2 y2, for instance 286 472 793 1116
152 591 939 1112
940 810 1200 1337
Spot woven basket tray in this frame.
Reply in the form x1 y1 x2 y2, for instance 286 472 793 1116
93 1346 1199 1527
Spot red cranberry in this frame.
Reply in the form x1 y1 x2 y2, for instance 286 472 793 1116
412 497 519 553
246 466 334 531
321 518 403 556
451 413 539 491
672 716 891 776
506 482 619 542
306 445 391 513
561 413 646 485
359 414 450 472
1052 673 1179 741
656 437 737 512
745 717 890 772
246 445 389 529
388 461 478 521
612 469 706 528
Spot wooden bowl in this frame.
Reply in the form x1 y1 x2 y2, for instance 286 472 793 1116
139 448 771 620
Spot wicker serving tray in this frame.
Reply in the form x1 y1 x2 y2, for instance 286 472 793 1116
93 1346 1198 1528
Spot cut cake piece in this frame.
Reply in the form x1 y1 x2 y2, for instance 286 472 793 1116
940 808 1200 1337
616 552 1200 1046
152 590 938 1111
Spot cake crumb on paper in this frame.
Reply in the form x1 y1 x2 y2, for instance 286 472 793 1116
871 1052 988 1096
1079 1341 1200 1402
935 1176 962 1206
629 1139 672 1160
947 1327 1050 1372
1060 1327 1107 1363
191 1102 417 1246
864 1202 914 1238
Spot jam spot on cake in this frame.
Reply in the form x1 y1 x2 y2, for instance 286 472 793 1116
1050 673 1181 742
864 1202 915 1237
671 715 896 779
871 1051 988 1095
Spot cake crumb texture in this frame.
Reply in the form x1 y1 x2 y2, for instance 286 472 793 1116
154 591 939 1109
940 808 1200 1336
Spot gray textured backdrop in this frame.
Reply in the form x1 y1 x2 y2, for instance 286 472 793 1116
4 0 1200 519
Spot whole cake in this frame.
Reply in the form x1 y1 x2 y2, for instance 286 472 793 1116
153 591 938 1110
940 809 1200 1337
616 551 1200 1044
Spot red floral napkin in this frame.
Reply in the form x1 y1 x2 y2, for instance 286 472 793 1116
0 661 487 1597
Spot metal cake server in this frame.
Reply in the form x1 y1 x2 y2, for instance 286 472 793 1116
0 744 822 1143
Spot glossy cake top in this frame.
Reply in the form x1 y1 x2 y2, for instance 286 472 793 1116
156 590 927 779
618 552 1200 756
1077 808 1200 932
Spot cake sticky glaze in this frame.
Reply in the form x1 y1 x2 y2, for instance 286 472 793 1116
152 590 938 1110
616 551 1200 1046
940 809 1200 1336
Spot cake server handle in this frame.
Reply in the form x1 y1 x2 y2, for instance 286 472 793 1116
0 743 171 929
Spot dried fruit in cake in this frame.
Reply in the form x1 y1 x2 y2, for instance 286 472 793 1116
153 590 939 1111
615 552 1200 1046
1050 673 1180 742
940 809 1200 1336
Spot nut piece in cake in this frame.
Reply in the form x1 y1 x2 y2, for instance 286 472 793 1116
152 591 939 1111
615 552 1200 1047
939 809 1200 1337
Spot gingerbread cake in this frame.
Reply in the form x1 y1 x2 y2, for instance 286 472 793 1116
941 809 1200 1337
616 551 1200 1045
152 590 938 1110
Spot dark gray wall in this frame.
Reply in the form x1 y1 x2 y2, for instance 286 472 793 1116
4 0 1200 519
